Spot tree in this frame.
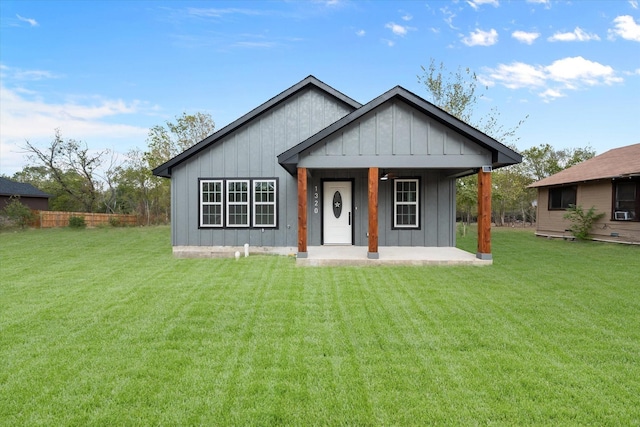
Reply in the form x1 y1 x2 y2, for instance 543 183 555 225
419 59 529 225
21 129 114 212
0 196 35 229
522 144 595 182
115 112 216 224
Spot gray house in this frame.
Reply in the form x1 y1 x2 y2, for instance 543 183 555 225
153 76 521 262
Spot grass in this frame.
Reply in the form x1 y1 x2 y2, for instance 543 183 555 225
1 226 639 425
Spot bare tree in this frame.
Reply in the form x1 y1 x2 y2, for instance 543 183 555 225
22 129 112 212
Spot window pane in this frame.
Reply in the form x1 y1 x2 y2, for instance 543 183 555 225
394 179 419 227
253 180 276 227
201 180 223 226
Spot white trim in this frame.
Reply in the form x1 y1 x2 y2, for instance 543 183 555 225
226 180 250 227
253 179 277 227
200 179 223 227
394 178 419 228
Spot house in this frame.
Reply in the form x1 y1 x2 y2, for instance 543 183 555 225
153 76 522 262
0 177 51 211
529 143 640 243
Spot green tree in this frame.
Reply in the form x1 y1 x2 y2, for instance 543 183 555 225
522 144 595 181
0 196 35 229
419 59 528 225
115 112 216 224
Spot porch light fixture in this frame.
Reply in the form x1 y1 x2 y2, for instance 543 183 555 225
380 170 397 181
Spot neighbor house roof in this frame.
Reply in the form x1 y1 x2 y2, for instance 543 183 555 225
278 85 522 175
0 177 51 198
528 143 640 188
153 75 362 178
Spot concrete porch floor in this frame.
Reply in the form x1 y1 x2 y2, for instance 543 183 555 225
297 246 492 266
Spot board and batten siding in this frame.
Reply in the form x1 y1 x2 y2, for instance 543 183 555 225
300 100 492 169
170 86 355 248
536 181 640 241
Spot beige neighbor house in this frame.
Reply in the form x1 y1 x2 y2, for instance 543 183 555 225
529 143 640 243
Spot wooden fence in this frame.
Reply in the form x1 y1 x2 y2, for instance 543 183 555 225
33 211 138 228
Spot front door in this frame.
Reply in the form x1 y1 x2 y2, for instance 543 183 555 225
323 181 352 245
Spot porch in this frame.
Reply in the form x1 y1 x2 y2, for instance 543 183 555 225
297 245 492 267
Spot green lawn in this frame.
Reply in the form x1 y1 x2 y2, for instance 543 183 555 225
1 226 639 426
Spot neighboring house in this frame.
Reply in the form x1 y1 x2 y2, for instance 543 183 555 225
0 177 51 211
529 143 640 242
153 76 522 260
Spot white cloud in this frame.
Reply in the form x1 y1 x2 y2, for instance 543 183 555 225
526 0 549 4
356 29 365 37
629 1 638 9
385 22 413 36
545 56 621 86
462 28 498 46
548 27 600 42
440 7 457 30
539 88 565 101
484 62 547 89
467 0 499 10
512 30 540 45
16 14 38 27
0 84 152 175
401 13 412 21
609 15 640 42
481 56 623 101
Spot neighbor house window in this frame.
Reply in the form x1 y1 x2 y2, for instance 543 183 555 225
227 180 250 227
200 180 223 227
253 180 277 227
394 178 419 228
548 186 576 210
613 181 637 221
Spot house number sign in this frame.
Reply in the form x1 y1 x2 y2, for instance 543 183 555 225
313 186 319 214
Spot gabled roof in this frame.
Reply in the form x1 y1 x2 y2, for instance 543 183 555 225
152 75 362 178
0 177 51 198
278 85 522 175
529 143 640 188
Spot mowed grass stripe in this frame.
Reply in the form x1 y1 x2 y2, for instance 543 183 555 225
1 226 639 425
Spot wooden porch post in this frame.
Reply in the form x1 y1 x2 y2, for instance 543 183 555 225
368 167 379 259
477 167 492 260
297 167 308 258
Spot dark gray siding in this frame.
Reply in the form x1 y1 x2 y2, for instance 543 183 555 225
306 169 456 247
300 100 491 169
170 86 354 247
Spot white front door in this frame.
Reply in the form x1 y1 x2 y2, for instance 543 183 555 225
323 181 352 245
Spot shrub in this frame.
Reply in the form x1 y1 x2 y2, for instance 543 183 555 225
68 216 87 229
1 196 35 229
563 204 605 240
108 217 122 227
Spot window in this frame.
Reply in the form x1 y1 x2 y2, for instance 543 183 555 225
394 178 419 228
613 181 638 221
227 180 250 227
253 180 277 227
548 186 576 210
200 180 223 227
199 178 278 228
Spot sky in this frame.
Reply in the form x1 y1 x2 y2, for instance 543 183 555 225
1 0 639 176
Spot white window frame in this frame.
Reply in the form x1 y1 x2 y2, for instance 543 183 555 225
253 179 277 227
200 179 223 227
394 178 419 228
226 180 250 227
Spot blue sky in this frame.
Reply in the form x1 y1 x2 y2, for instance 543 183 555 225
1 0 639 175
